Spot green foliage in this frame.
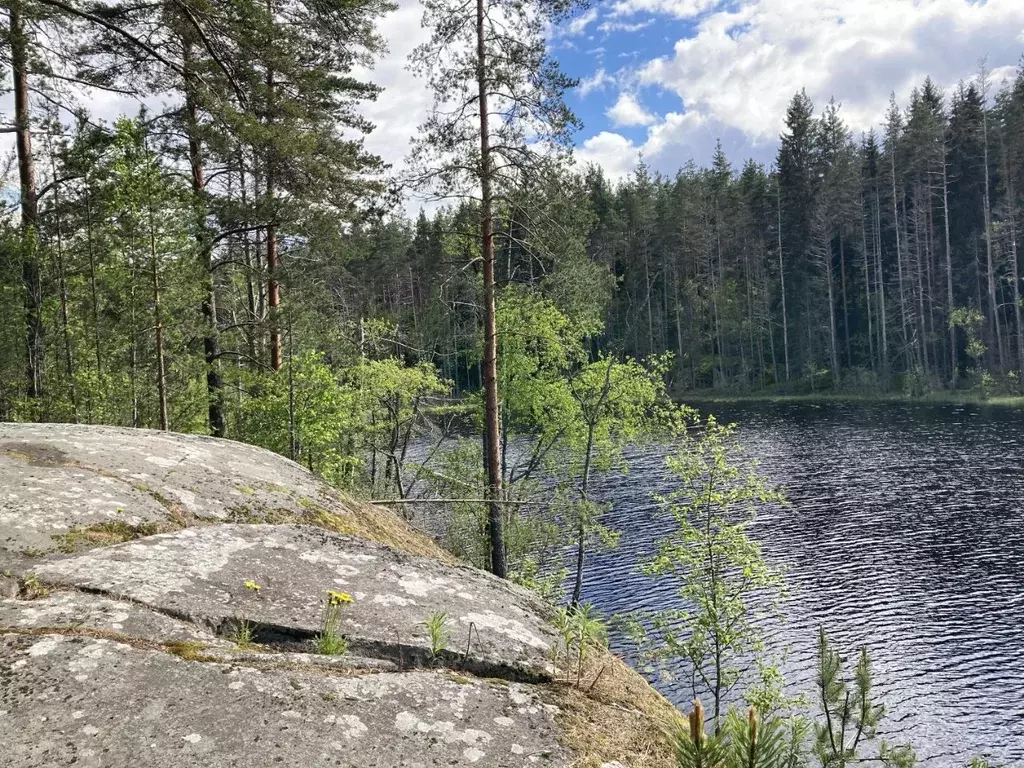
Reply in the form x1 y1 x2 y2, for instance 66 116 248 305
813 628 915 768
350 358 451 497
229 617 255 648
551 603 608 687
950 308 987 370
675 700 808 768
241 351 360 485
422 611 451 662
635 415 784 727
422 437 567 597
314 591 353 656
239 351 449 490
495 287 688 602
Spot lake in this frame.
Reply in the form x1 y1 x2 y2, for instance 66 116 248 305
581 401 1024 766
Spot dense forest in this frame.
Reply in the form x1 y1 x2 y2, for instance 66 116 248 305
363 72 1024 397
4 3 1024 472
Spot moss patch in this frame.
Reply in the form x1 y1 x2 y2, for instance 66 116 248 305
334 496 452 562
52 520 180 554
227 494 451 562
165 640 218 662
0 442 72 467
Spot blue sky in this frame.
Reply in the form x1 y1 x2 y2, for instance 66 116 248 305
532 0 1024 181
559 12 688 149
6 0 1023 203
360 0 1024 202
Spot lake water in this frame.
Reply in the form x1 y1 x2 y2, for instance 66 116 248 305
581 401 1024 766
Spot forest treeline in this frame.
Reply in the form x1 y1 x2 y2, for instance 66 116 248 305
4 1 1024 475
364 68 1024 397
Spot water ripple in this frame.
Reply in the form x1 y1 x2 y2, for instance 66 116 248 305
582 402 1024 766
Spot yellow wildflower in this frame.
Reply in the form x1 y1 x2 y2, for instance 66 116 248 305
327 590 354 606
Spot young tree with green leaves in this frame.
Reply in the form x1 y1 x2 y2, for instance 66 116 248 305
565 354 682 605
635 416 784 729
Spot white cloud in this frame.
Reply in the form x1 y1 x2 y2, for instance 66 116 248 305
610 0 720 20
355 0 431 160
637 0 1024 148
352 0 435 214
579 68 614 97
574 109 736 181
565 8 600 36
575 131 641 180
598 19 655 34
606 92 659 126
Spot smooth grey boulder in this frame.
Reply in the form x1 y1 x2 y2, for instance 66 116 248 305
0 632 569 768
0 426 661 768
0 423 357 559
30 524 558 680
0 589 226 647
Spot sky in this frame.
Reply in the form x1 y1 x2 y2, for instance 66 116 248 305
4 0 1024 211
360 0 1024 203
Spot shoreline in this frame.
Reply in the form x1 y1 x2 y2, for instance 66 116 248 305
677 391 1024 408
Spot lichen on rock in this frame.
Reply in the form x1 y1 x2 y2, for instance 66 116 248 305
0 424 678 768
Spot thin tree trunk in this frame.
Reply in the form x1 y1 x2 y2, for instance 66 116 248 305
150 234 168 431
265 1 282 372
184 47 226 435
144 147 169 431
891 158 911 370
823 219 840 385
744 244 756 387
942 156 956 385
85 175 102 381
925 194 938 378
839 227 850 367
49 151 76 419
571 361 612 607
777 183 790 381
477 0 506 579
11 8 43 399
981 91 1003 372
862 200 874 370
716 223 726 384
914 190 930 377
875 189 888 378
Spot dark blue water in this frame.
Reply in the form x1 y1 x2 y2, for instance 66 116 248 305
582 402 1024 767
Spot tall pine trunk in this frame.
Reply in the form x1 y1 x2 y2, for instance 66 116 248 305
891 158 911 371
981 99 1003 372
477 0 506 578
11 9 43 400
184 43 226 436
861 199 874 369
776 184 790 382
913 190 930 377
875 189 889 379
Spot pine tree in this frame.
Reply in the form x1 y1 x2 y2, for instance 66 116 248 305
409 0 583 577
